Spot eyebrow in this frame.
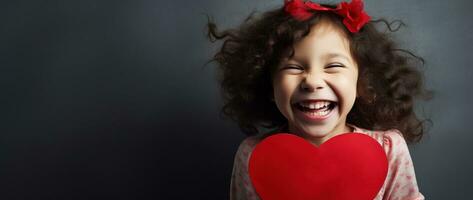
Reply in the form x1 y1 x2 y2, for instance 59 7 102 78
324 53 351 61
284 52 352 66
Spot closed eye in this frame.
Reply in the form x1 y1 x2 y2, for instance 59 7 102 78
281 65 304 71
278 64 304 75
286 66 302 70
326 64 345 68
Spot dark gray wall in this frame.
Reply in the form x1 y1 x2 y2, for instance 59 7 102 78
1 0 471 199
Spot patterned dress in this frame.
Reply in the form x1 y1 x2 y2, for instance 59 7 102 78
230 124 425 200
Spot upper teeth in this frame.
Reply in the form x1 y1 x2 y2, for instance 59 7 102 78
299 101 331 109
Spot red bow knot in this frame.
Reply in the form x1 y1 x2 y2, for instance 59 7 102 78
284 0 371 33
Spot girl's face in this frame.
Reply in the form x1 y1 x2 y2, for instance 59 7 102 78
272 20 359 146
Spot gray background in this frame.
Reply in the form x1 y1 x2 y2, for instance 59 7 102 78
1 0 472 199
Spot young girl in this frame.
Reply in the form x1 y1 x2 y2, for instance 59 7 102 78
207 0 432 199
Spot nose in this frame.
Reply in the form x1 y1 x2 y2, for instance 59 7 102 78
300 73 326 92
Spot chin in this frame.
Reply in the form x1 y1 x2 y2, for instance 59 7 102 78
301 125 334 138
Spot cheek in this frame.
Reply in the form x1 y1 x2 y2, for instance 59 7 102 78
337 73 358 108
273 75 299 116
273 76 297 101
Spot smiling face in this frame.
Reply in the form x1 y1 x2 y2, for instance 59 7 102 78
272 19 359 146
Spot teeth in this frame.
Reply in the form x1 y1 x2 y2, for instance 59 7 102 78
307 109 330 116
299 101 331 109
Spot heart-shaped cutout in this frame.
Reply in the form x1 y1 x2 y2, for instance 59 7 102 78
249 133 388 200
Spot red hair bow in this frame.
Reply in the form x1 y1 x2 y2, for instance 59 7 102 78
284 0 371 33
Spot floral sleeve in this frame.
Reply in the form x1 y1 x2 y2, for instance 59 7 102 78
378 130 425 200
230 137 261 200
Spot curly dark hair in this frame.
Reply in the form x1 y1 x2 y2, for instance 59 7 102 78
205 3 433 144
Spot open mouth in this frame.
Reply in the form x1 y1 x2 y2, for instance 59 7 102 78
293 100 338 118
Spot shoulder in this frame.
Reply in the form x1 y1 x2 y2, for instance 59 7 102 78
352 125 410 157
380 129 409 153
233 133 275 171
376 128 411 160
234 135 262 161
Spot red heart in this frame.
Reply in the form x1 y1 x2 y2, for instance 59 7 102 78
249 133 388 200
